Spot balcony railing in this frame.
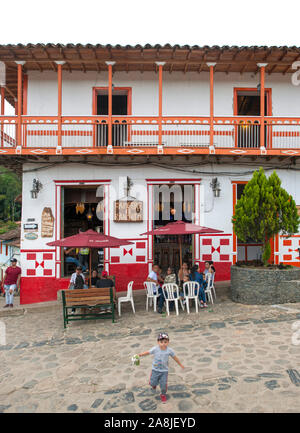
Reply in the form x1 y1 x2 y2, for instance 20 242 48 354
1 115 300 153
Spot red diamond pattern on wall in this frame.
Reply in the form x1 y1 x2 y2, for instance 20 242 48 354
110 240 147 264
200 236 232 262
22 252 55 277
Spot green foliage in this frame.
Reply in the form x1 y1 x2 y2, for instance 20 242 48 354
0 220 18 235
232 168 300 266
0 166 21 223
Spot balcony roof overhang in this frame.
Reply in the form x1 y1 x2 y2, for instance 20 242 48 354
1 43 300 106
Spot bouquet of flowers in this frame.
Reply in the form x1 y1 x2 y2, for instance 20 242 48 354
131 354 140 366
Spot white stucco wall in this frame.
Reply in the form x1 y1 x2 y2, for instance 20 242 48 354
21 162 300 250
26 70 300 117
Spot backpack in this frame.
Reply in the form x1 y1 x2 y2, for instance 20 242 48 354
74 274 84 290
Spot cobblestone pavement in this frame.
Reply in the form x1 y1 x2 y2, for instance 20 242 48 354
0 283 300 413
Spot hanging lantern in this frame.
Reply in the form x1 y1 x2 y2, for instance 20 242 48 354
76 202 85 214
86 205 93 221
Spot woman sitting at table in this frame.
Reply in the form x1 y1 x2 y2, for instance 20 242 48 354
91 269 100 287
189 265 208 308
178 262 190 289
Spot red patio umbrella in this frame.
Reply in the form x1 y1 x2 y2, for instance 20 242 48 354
47 229 133 286
140 221 223 268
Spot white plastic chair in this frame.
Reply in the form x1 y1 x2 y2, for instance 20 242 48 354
183 281 199 314
210 272 216 299
144 281 160 312
162 283 184 316
204 273 214 304
118 281 135 316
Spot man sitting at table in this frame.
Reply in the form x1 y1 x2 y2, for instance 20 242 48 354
96 271 115 296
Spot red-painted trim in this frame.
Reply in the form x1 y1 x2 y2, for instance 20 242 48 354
92 87 132 116
146 178 201 182
22 74 28 116
21 249 55 253
54 179 111 184
233 87 272 116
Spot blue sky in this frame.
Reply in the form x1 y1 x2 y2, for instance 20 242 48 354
0 0 299 46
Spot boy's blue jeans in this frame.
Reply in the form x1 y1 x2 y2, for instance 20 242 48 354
150 369 168 395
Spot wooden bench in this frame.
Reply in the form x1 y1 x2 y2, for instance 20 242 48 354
62 287 115 328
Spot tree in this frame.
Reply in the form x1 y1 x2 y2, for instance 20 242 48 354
232 167 300 266
0 166 21 222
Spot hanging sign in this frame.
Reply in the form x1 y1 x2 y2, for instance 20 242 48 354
41 207 54 237
114 200 143 222
24 223 38 232
25 232 38 240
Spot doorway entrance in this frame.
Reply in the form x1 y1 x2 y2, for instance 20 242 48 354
61 186 104 277
234 88 272 148
93 87 132 146
152 184 194 272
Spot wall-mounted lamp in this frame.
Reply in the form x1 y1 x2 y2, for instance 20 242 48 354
112 83 115 91
210 178 221 198
30 178 42 199
257 83 261 93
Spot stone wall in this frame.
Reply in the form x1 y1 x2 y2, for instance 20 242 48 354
231 266 300 304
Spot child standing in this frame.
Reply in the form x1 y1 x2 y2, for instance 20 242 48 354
136 332 184 403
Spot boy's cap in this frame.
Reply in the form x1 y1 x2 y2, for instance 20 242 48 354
158 332 169 340
10 258 17 262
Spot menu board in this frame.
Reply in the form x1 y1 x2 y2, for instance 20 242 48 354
114 200 143 222
41 207 54 237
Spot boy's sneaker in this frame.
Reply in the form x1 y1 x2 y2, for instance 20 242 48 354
160 394 167 403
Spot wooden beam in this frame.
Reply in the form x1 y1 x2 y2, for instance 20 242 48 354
42 47 57 72
268 50 288 75
198 51 207 73
27 48 43 72
60 48 72 73
3 56 296 68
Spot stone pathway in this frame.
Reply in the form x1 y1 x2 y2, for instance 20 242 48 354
0 284 300 413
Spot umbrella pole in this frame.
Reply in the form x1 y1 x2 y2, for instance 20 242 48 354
179 236 183 269
89 251 92 287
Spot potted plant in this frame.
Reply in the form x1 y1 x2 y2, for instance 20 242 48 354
231 167 300 304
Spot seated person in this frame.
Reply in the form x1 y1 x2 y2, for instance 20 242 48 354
164 267 177 285
189 265 208 308
178 262 190 289
96 271 116 301
68 266 88 314
146 264 164 313
209 261 216 275
68 266 87 290
64 247 80 268
91 269 100 287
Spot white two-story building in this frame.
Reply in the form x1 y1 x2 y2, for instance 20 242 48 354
1 43 300 304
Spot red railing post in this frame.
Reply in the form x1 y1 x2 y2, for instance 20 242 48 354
156 62 165 147
106 61 116 149
257 63 268 149
15 61 25 148
55 61 65 151
207 62 216 151
0 86 4 147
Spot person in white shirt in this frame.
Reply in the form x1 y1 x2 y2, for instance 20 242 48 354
68 266 87 313
147 264 165 314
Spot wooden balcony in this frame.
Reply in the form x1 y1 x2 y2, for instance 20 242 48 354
1 114 300 156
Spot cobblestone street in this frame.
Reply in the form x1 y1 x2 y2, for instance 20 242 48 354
0 283 300 413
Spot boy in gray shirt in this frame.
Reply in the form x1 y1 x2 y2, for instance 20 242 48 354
137 332 184 403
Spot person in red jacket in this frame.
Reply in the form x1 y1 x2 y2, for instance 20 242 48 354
3 258 21 308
